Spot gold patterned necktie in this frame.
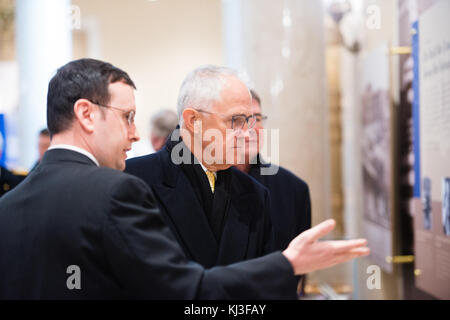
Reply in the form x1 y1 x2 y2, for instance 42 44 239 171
205 170 216 193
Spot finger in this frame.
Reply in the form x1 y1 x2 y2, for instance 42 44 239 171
302 219 336 242
347 247 370 257
320 247 371 271
322 248 370 269
326 239 368 254
337 247 371 263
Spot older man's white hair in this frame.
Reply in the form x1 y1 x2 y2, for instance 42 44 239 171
176 65 251 125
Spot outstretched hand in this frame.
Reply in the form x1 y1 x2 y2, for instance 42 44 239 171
282 219 370 275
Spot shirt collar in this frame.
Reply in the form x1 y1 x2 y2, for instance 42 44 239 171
199 162 217 178
48 144 100 167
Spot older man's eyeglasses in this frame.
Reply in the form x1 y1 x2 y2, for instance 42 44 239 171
91 101 135 126
195 109 257 130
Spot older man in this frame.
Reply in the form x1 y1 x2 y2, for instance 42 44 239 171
126 66 276 268
0 59 369 299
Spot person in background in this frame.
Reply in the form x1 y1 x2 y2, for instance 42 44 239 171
235 89 312 250
149 109 178 152
235 89 312 296
0 138 26 198
31 128 51 171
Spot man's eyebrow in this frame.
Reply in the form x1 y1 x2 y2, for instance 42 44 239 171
229 113 246 117
231 113 256 117
123 106 136 113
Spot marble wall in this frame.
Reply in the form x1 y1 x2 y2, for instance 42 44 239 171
223 0 331 227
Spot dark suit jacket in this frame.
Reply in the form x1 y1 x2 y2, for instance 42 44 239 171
0 149 297 299
248 156 311 250
0 166 26 198
125 143 274 269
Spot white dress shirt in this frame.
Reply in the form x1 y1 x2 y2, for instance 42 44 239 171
48 144 100 167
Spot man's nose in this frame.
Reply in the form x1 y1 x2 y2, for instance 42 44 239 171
244 129 252 142
234 129 251 147
130 126 140 142
234 128 248 140
241 127 254 140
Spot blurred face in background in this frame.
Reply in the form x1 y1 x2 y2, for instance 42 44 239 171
38 134 51 161
245 98 264 163
150 132 167 152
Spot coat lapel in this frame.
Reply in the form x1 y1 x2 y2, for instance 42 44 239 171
151 153 219 267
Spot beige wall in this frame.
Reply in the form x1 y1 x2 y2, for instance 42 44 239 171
0 0 15 61
233 0 331 228
72 0 223 154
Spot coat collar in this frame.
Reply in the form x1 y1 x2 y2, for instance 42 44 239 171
40 149 98 167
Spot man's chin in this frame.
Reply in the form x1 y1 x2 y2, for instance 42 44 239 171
202 160 232 171
117 161 126 171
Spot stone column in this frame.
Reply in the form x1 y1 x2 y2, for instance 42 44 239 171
223 0 331 225
15 0 72 169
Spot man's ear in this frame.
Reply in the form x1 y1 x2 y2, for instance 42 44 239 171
73 99 95 133
182 108 199 134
